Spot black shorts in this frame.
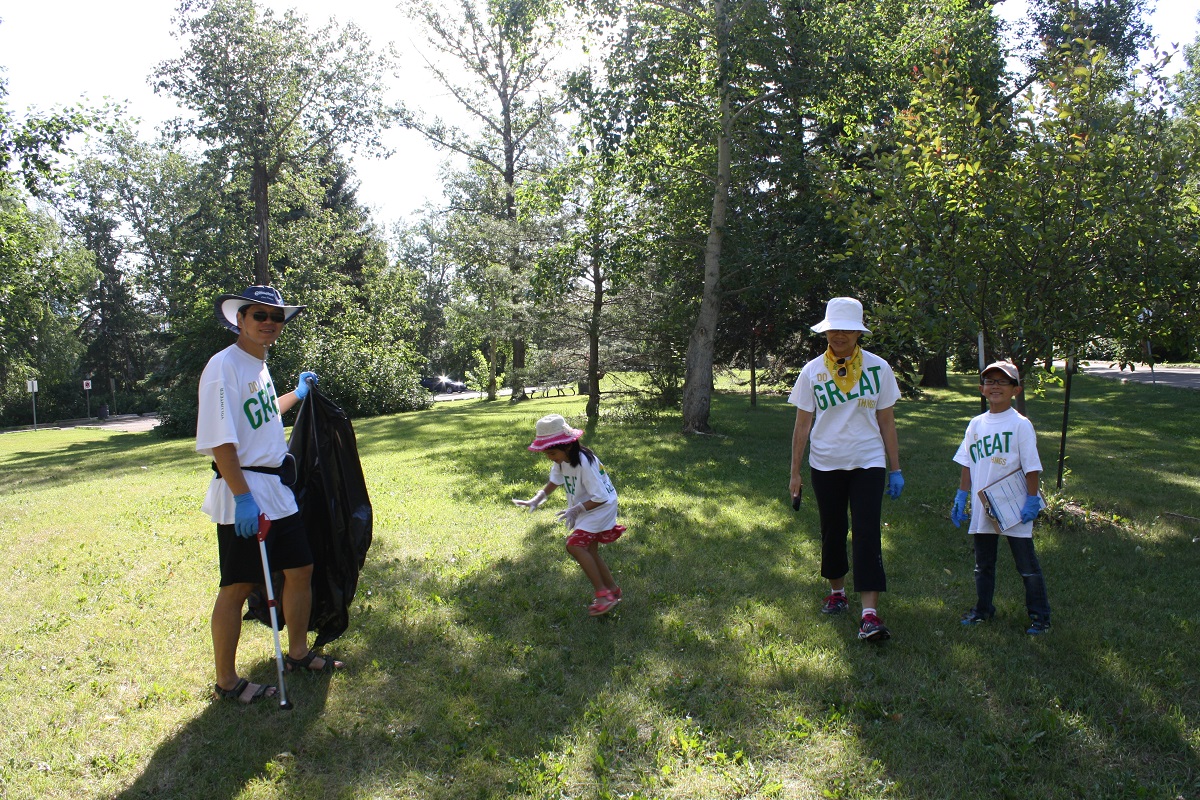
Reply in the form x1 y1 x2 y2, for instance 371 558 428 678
216 511 313 586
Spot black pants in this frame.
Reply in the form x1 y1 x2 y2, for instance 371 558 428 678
971 534 1051 622
810 467 886 592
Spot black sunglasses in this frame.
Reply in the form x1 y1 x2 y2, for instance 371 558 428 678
246 310 286 323
835 356 848 378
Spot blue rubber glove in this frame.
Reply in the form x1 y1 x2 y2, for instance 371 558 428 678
295 371 318 399
886 470 904 499
1020 494 1042 523
233 492 260 539
951 489 970 528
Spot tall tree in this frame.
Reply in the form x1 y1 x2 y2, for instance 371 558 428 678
1023 0 1153 77
401 0 568 399
437 164 527 399
836 35 1193 391
583 0 996 429
393 216 474 379
523 129 645 418
154 0 396 284
0 68 96 417
63 199 156 399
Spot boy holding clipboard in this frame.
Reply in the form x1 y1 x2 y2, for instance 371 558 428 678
949 361 1052 634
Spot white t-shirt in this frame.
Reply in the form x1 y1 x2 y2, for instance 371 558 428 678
953 407 1043 537
549 453 619 533
788 349 901 471
196 344 298 523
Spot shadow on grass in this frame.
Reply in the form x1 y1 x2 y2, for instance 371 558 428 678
111 663 334 800
102 384 1200 798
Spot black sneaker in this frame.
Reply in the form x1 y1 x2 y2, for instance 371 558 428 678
821 592 849 615
1026 620 1051 635
961 609 992 626
858 612 890 641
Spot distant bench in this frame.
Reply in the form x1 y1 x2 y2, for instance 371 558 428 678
530 381 575 398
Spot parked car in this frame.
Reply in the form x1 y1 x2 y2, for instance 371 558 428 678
420 375 468 394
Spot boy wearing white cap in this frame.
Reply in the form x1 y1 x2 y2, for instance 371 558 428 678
950 360 1051 634
788 297 903 642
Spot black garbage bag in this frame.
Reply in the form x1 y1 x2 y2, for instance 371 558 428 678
245 385 372 648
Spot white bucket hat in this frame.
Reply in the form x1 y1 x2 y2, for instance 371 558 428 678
528 414 583 452
810 297 871 334
214 285 306 333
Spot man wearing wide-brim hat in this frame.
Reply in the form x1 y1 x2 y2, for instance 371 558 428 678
197 285 344 704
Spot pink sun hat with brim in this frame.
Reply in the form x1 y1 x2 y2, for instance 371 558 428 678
810 297 871 334
528 414 584 451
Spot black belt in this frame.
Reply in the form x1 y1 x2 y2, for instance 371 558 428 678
211 453 297 487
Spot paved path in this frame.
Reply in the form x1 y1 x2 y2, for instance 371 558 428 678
1074 361 1200 390
3 413 161 435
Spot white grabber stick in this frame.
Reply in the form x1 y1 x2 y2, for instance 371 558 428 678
257 514 293 710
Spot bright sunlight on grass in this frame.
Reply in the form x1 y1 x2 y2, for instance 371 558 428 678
0 375 1197 799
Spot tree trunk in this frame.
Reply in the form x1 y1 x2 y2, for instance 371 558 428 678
586 232 603 420
487 338 498 401
252 157 270 285
503 110 528 402
681 0 730 434
510 338 527 402
749 333 758 408
1056 358 1075 489
918 355 949 388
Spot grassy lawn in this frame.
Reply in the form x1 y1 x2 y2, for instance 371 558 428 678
0 374 1197 799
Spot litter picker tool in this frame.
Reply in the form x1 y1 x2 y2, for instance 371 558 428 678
257 514 293 710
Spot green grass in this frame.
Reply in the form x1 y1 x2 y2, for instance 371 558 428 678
1 374 1197 799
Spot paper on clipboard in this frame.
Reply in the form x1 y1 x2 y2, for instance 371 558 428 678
977 468 1045 534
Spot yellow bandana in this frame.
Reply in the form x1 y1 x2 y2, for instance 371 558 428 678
824 346 863 395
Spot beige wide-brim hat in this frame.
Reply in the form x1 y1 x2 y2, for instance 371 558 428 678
981 360 1021 384
214 285 305 333
810 297 871 334
528 414 583 451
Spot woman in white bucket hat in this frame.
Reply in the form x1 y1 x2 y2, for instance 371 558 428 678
787 297 903 642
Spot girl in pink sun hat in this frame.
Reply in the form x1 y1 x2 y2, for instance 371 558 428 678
514 414 625 616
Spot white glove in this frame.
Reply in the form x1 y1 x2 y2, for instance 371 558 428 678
512 489 547 512
557 502 587 529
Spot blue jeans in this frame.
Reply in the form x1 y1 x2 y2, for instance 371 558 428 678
970 534 1051 623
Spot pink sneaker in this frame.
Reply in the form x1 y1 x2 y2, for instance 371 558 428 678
858 612 891 641
588 589 620 616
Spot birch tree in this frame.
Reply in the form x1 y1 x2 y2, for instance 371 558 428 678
400 0 567 399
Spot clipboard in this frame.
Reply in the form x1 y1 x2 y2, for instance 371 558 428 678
977 467 1045 534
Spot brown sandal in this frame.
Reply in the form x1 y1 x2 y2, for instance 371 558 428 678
214 678 277 704
284 650 345 673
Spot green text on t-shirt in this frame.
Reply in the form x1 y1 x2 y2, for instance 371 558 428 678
968 431 1014 464
813 366 884 411
243 380 280 430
